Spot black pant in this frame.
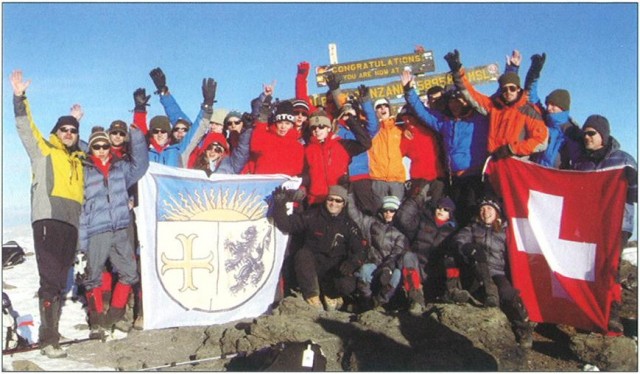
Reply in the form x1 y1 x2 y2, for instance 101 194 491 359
294 247 357 299
33 219 77 300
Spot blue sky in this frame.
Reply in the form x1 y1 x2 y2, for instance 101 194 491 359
2 2 638 229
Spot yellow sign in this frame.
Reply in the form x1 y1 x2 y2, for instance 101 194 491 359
310 63 500 107
315 51 435 87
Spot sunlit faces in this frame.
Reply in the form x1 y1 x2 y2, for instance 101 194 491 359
56 125 79 147
293 110 308 129
152 128 170 146
500 84 520 103
381 209 396 223
325 195 345 215
479 204 498 225
205 142 225 162
209 121 224 134
545 102 563 114
435 206 451 221
90 142 111 161
375 103 391 120
172 125 188 141
225 117 244 133
582 127 604 151
310 124 330 142
275 120 294 137
109 131 126 147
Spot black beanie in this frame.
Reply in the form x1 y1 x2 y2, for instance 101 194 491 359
583 115 610 146
274 101 296 123
498 72 521 88
545 89 571 111
50 115 80 134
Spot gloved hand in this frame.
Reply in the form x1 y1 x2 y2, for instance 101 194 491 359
444 49 462 73
149 67 168 94
357 84 370 102
287 188 306 203
133 88 150 112
325 71 341 91
339 260 359 276
202 78 217 107
241 112 254 128
297 61 310 77
492 144 513 160
524 53 546 89
272 186 289 205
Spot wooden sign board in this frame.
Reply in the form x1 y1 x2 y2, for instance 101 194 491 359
310 63 500 108
315 51 435 87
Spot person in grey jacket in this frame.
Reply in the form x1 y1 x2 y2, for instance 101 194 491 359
79 124 149 340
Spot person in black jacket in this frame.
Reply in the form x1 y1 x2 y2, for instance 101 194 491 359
272 185 367 311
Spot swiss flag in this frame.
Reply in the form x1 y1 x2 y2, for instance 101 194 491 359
485 157 629 334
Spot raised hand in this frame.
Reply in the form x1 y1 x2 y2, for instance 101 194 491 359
133 88 150 112
401 69 414 89
149 67 167 94
69 104 84 121
202 78 217 107
297 61 310 76
10 70 31 96
506 50 522 67
444 49 462 72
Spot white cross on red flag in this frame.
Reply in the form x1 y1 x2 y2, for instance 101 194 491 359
485 157 629 334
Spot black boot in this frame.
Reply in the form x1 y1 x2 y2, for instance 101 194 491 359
504 295 533 349
105 307 129 332
38 297 67 358
88 311 106 340
473 262 499 307
443 275 471 304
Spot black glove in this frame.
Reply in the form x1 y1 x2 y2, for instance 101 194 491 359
241 112 254 128
444 49 462 72
339 260 359 276
492 144 513 160
357 84 370 102
133 88 150 112
325 71 341 91
202 78 217 108
272 186 289 205
524 53 546 90
287 188 306 203
149 67 168 94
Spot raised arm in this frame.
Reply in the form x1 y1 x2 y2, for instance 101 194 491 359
11 70 48 160
401 70 444 132
445 50 491 115
295 61 318 113
524 53 546 107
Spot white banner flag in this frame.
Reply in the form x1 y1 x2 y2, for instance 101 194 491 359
138 163 300 330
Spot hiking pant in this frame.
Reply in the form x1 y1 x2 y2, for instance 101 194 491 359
84 229 139 291
32 219 77 301
294 247 356 299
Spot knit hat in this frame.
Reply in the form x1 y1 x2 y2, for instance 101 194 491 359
201 132 229 153
327 185 348 201
149 116 171 133
308 109 332 129
436 196 456 213
426 85 444 97
381 195 401 211
88 126 110 150
478 196 502 215
210 109 229 126
374 98 390 109
175 118 191 129
50 115 80 134
498 72 521 88
108 120 128 134
545 89 571 111
583 114 610 146
292 100 310 114
223 111 243 125
274 101 296 123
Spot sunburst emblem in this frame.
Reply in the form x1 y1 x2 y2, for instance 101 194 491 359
161 187 267 221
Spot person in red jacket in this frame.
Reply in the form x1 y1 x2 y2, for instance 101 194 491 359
304 109 372 206
250 98 304 177
445 49 548 159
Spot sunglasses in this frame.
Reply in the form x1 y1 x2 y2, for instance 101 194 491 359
59 126 78 134
110 131 126 137
226 120 242 126
208 145 225 153
91 143 111 151
293 110 308 116
583 130 598 137
436 206 451 212
173 127 187 132
326 197 345 203
310 125 330 131
152 129 168 134
382 209 397 214
501 85 519 93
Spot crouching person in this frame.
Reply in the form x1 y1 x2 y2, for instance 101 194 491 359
80 125 149 340
272 185 367 311
347 194 408 311
453 197 533 349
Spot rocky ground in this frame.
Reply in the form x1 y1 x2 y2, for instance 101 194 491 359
9 260 638 372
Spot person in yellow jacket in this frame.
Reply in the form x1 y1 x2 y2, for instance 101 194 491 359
368 98 407 205
10 70 85 359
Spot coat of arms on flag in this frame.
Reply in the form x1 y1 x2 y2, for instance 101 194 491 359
485 157 630 334
137 163 300 330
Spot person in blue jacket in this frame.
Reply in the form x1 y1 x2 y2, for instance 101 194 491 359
401 69 489 226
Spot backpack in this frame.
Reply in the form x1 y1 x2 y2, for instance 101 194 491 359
2 241 26 269
2 292 29 351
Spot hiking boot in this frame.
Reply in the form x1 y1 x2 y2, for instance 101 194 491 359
133 316 144 331
89 326 106 341
113 319 132 333
305 296 323 310
448 288 472 304
484 294 499 308
40 344 67 359
515 322 533 349
322 295 343 311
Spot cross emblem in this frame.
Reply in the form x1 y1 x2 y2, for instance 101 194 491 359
161 233 214 292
